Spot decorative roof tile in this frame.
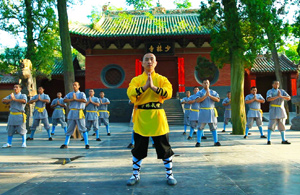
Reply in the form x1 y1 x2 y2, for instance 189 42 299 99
251 55 298 73
70 12 213 38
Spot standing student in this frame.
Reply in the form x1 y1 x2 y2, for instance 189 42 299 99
222 91 231 132
266 81 291 145
27 86 52 141
195 79 221 147
98 91 111 136
181 91 191 135
244 87 266 139
2 84 27 148
187 87 200 140
60 82 89 149
85 89 101 141
50 92 67 135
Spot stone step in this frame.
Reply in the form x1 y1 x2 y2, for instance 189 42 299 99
164 98 184 126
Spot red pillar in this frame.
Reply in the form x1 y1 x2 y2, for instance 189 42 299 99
135 59 142 76
178 57 185 92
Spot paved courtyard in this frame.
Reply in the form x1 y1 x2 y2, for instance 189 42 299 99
1 115 300 195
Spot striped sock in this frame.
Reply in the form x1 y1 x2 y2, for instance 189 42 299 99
163 156 174 179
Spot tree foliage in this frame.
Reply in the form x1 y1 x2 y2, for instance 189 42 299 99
0 0 60 78
0 46 26 74
174 0 191 8
278 42 300 64
199 0 260 70
125 0 153 10
293 1 300 56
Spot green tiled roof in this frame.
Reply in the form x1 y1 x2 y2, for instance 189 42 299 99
251 55 299 73
70 13 213 38
51 57 85 76
51 59 64 76
0 75 18 84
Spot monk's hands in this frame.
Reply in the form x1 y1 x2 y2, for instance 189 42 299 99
205 89 210 97
11 93 15 101
278 90 282 98
73 92 77 100
143 73 151 91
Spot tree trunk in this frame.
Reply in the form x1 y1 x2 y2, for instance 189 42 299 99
24 0 36 133
57 0 78 137
223 0 247 135
57 0 75 94
230 51 247 134
24 0 35 60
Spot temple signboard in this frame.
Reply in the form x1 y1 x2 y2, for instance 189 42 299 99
145 42 175 55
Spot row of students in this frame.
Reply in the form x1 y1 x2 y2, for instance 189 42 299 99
181 80 221 147
182 80 291 145
1 82 111 148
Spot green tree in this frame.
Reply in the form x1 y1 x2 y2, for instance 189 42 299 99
0 46 26 74
0 0 60 78
243 0 291 123
293 4 300 57
278 42 300 64
126 0 153 10
174 0 191 8
199 0 260 135
243 0 290 86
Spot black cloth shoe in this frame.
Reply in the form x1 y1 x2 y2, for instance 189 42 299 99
267 141 271 145
248 133 252 135
92 133 96 136
260 135 267 138
187 136 192 140
48 137 53 141
85 145 90 149
26 137 33 141
60 144 68 149
182 132 186 135
127 143 134 148
81 138 84 141
107 133 111 136
214 142 221 146
281 140 291 144
201 136 207 140
221 130 226 132
195 142 200 147
51 133 54 135
96 138 101 141
243 135 247 139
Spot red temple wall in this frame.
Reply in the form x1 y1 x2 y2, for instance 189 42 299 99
85 51 231 90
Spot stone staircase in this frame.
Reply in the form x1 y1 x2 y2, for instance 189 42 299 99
164 98 184 125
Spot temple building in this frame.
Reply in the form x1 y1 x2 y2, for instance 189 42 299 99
0 7 298 122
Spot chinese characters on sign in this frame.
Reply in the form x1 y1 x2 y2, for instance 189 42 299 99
146 42 174 55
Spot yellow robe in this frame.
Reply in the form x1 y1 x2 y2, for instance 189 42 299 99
127 71 173 136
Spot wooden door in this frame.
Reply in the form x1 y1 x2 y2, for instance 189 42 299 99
155 57 178 97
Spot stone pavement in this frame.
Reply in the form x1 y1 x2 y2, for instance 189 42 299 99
1 115 300 195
